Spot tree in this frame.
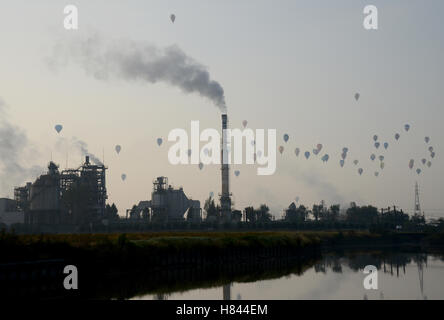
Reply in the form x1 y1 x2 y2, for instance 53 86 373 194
257 204 272 222
346 205 378 225
105 203 119 220
328 204 340 221
312 204 321 221
285 203 307 223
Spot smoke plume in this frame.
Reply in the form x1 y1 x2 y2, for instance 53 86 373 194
56 136 103 166
0 98 43 195
49 34 227 112
72 137 103 165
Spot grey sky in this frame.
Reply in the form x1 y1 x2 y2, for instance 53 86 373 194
0 1 443 217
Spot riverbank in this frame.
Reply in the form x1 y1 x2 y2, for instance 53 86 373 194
1 230 444 298
2 230 443 265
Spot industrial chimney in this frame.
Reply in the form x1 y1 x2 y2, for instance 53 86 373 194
220 114 232 221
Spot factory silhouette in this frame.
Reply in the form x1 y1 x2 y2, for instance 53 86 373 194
0 115 243 232
0 114 434 233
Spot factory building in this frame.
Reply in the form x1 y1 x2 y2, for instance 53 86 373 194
0 198 23 226
14 156 108 227
127 176 201 223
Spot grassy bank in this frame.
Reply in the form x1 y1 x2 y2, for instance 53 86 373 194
1 230 437 263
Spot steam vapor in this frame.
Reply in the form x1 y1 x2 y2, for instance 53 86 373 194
72 137 103 165
49 34 227 112
56 136 103 166
0 98 43 195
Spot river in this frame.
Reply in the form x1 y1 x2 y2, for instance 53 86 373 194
132 251 444 300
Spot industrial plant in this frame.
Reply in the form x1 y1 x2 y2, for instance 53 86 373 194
9 156 108 231
127 176 202 223
0 114 240 231
126 114 236 224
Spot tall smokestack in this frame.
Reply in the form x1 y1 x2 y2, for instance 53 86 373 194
220 114 231 221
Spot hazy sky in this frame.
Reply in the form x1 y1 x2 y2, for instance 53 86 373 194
0 1 443 218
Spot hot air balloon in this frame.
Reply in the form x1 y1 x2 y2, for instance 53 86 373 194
425 137 430 143
374 142 380 149
429 146 434 152
279 146 284 154
380 162 385 170
355 93 360 101
157 138 163 146
404 124 410 132
427 161 432 168
294 148 300 157
283 134 289 143
384 142 389 150
55 124 63 134
374 172 379 177
358 168 363 175
313 149 319 156
321 154 329 162
343 147 349 153
304 151 310 159
395 133 400 141
170 14 176 23
340 159 345 168
341 152 347 160
187 149 192 157
317 144 323 152
370 154 376 161
121 174 127 181
373 135 378 142
295 196 300 203
379 155 384 162
198 162 204 170
409 159 414 169
234 170 240 177
422 158 427 165
353 160 358 166
431 152 436 158
416 168 421 175
115 145 121 154
209 191 214 198
242 120 248 128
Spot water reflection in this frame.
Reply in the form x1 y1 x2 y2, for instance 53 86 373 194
133 251 444 300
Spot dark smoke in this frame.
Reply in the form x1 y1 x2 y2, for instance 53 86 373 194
0 98 43 195
49 34 227 112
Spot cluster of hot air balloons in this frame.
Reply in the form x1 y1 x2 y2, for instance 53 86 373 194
407 136 435 175
280 134 331 164
189 117 437 181
339 147 348 168
275 119 437 179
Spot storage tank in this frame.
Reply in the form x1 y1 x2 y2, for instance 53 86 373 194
150 177 196 222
